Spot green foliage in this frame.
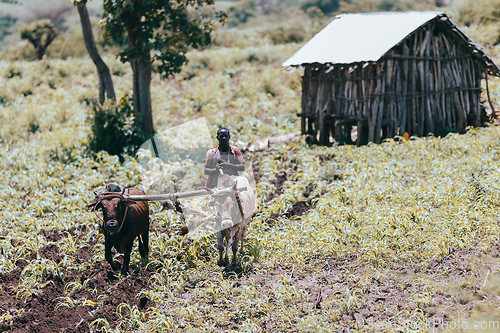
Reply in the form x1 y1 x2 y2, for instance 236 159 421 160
338 0 439 13
376 0 401 10
0 95 9 105
269 21 310 44
0 13 500 331
101 0 227 78
461 23 500 47
19 19 54 45
300 0 339 15
214 12 327 48
1 27 100 61
453 0 500 45
227 0 257 26
454 0 500 26
44 28 88 60
19 18 57 60
0 40 35 61
88 96 148 161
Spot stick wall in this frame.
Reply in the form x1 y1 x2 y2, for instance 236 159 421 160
300 21 484 146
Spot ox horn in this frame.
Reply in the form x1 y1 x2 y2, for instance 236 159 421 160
87 198 100 210
88 191 103 210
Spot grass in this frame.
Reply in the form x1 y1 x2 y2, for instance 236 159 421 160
1 14 500 332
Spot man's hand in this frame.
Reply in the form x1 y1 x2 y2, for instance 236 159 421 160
218 162 233 171
204 167 219 176
219 162 245 172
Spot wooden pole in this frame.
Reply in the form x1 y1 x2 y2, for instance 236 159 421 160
124 186 248 202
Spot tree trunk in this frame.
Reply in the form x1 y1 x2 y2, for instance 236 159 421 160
127 36 154 137
76 3 116 103
34 27 56 60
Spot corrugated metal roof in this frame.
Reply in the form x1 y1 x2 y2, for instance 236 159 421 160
283 11 442 66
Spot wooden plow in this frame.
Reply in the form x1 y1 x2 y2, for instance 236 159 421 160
124 181 249 232
122 185 247 203
121 168 249 232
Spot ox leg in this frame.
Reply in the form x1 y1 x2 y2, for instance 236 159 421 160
225 233 232 265
217 231 226 266
231 235 239 264
105 238 120 271
239 224 248 253
138 229 149 259
232 225 246 263
138 236 145 258
121 239 134 275
142 225 149 258
138 229 149 267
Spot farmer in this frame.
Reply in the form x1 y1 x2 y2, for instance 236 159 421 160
204 127 245 188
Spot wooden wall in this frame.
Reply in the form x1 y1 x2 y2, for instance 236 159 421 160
300 20 484 146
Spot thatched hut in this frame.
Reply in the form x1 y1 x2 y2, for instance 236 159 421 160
283 12 500 146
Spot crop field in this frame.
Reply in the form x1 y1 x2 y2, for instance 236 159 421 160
1 11 500 332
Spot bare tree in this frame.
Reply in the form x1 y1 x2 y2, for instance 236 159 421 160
73 1 116 103
101 0 226 137
20 19 57 60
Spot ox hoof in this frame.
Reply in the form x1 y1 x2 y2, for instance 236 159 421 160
217 259 227 267
111 261 121 271
140 257 149 267
179 225 189 235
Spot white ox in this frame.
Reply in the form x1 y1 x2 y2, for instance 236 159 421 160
211 175 255 266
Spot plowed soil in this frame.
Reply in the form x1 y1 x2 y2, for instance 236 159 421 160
1 160 499 331
0 227 156 333
2 225 499 332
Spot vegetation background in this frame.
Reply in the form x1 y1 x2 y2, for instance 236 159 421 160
1 0 500 331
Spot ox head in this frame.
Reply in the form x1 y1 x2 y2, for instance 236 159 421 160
209 181 242 230
88 185 131 236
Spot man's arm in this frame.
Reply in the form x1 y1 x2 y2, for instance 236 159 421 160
218 162 245 172
219 147 245 172
204 165 220 175
204 148 218 176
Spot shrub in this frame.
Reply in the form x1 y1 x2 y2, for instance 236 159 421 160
88 95 148 161
6 65 22 78
1 26 89 61
270 25 307 44
300 0 339 15
460 23 500 47
19 19 58 60
376 0 401 11
0 95 9 106
454 0 500 26
44 28 88 60
227 0 257 26
0 40 35 61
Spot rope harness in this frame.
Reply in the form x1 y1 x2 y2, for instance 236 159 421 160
90 192 130 236
209 183 246 226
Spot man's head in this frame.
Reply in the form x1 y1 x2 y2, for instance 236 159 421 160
217 128 230 149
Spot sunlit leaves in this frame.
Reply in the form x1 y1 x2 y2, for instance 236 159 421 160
101 0 226 78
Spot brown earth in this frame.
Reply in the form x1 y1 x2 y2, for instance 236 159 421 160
0 226 157 333
1 224 499 331
1 160 498 331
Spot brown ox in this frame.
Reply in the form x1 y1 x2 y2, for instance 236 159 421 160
89 185 149 275
210 176 255 266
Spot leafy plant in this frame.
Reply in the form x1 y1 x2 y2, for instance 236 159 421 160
88 95 148 161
